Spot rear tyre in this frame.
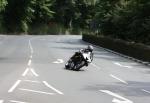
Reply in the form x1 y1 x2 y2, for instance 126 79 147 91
74 66 80 71
74 63 83 71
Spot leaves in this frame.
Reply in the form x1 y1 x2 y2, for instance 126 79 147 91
0 0 7 11
94 0 150 44
3 0 54 32
0 0 149 45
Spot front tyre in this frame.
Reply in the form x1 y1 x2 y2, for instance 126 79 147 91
65 59 75 70
65 63 69 69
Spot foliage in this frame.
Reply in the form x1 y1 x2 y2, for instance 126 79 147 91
0 0 7 11
52 0 95 30
73 0 95 29
4 0 35 32
83 34 150 62
94 0 150 44
4 0 54 33
52 0 76 28
0 0 7 32
0 0 149 45
32 0 54 23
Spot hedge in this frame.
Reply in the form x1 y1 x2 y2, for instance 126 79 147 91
82 34 150 62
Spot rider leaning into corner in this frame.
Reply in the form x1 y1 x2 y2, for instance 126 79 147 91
71 45 94 67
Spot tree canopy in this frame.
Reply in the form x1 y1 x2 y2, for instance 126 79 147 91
0 0 149 44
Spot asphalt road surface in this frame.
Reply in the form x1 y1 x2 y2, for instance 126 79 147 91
0 35 150 103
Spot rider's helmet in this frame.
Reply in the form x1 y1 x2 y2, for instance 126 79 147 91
87 45 93 52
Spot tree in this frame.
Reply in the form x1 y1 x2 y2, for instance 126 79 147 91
73 0 95 29
52 0 75 28
32 0 54 23
93 0 150 44
4 0 54 33
0 0 7 11
94 0 120 35
0 0 7 32
107 0 150 43
4 0 36 32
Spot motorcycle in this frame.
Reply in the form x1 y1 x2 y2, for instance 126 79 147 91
65 51 93 71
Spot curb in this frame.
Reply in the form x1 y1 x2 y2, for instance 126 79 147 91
82 40 150 67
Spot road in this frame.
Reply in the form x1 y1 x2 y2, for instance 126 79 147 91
0 35 150 103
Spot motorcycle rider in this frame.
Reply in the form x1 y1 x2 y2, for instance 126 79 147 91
71 45 94 67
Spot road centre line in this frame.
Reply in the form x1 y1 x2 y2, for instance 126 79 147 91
22 68 39 77
0 100 4 103
43 81 64 95
28 60 32 66
23 80 40 83
141 89 150 94
29 40 33 54
22 68 29 77
110 74 128 84
30 68 39 77
8 80 21 93
19 88 55 95
10 100 29 103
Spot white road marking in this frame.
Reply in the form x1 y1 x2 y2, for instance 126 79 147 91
43 81 64 95
0 100 4 103
53 59 64 64
22 68 39 77
29 40 33 54
141 89 150 94
23 80 40 83
22 68 29 77
30 55 32 59
30 68 39 77
112 98 132 103
28 60 32 66
100 90 133 103
10 100 28 103
114 62 132 68
8 80 21 93
91 63 100 69
110 74 128 84
19 88 55 95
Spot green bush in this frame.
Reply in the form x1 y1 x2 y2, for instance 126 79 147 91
83 34 150 62
94 0 150 45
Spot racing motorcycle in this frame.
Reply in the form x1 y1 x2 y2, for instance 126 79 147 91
65 51 93 71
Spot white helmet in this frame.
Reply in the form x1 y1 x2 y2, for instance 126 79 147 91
87 45 93 52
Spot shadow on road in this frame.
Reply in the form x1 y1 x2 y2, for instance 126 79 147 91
64 67 86 72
